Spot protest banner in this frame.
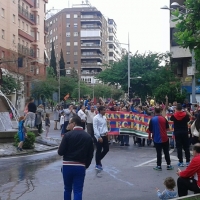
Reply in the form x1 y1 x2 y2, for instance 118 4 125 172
105 111 173 138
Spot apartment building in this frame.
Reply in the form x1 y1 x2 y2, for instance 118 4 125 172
170 0 194 97
0 0 48 110
46 3 109 84
108 19 122 64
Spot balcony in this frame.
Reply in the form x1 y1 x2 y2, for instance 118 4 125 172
81 71 100 76
170 46 191 59
81 36 102 41
18 5 35 24
18 29 34 42
81 44 102 49
18 43 35 58
81 16 102 23
81 62 102 69
81 25 101 29
24 0 34 7
81 54 102 60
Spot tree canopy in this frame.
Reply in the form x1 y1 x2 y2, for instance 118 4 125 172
1 74 21 95
59 49 66 77
172 0 200 61
97 52 185 102
50 42 57 77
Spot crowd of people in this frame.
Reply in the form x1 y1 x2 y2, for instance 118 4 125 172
17 95 200 199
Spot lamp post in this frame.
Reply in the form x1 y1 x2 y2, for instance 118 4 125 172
106 33 130 96
161 2 196 105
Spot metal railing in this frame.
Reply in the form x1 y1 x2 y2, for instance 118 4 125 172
18 43 35 57
18 4 35 23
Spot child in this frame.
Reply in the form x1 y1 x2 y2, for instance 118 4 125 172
45 113 50 138
156 177 177 199
60 111 64 130
17 116 27 151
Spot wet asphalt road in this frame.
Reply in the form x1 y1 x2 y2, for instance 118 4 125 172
0 118 186 200
0 140 184 200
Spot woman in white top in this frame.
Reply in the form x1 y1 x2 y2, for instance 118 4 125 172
191 114 200 144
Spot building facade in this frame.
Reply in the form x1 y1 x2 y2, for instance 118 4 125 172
46 3 110 84
170 0 192 88
108 19 122 64
0 0 48 111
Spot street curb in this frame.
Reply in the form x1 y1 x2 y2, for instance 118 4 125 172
0 145 59 158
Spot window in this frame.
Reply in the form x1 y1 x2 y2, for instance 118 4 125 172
66 32 70 37
26 24 28 33
74 23 78 27
74 52 78 55
1 51 5 58
66 23 70 27
74 14 78 18
66 52 70 55
74 60 78 64
22 21 24 30
74 32 78 36
18 19 20 27
2 29 5 39
26 5 28 10
49 30 52 35
67 61 70 64
13 34 15 43
66 14 70 18
36 48 40 58
56 18 57 21
26 42 28 47
36 15 40 24
1 8 5 18
55 35 58 40
56 53 58 57
36 0 39 8
13 14 15 23
18 38 20 43
37 32 40 41
22 40 24 45
66 42 70 46
74 42 78 46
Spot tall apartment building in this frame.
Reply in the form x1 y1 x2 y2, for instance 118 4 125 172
46 3 109 84
170 0 194 98
0 0 48 110
108 19 122 64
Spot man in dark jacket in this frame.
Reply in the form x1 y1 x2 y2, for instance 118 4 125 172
58 115 94 200
170 103 191 167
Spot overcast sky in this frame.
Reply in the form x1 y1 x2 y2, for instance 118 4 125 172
47 0 170 54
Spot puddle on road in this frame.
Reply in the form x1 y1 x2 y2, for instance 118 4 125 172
0 154 61 200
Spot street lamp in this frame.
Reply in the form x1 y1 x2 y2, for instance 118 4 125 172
106 33 130 96
130 76 142 80
161 2 196 106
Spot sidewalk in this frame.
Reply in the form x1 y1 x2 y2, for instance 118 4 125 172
0 134 62 157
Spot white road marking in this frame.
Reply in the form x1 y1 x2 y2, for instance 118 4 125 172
134 149 174 167
0 150 57 160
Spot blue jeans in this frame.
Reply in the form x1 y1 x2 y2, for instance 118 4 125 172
62 165 86 200
61 121 69 135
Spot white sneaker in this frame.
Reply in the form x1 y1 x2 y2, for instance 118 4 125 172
112 139 116 143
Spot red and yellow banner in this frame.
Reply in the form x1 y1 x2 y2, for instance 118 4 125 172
105 111 173 135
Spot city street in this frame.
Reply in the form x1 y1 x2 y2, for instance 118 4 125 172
0 125 184 200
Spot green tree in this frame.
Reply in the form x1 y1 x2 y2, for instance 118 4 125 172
1 74 20 95
97 52 184 101
171 0 200 61
59 49 66 77
50 42 57 77
31 78 58 100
